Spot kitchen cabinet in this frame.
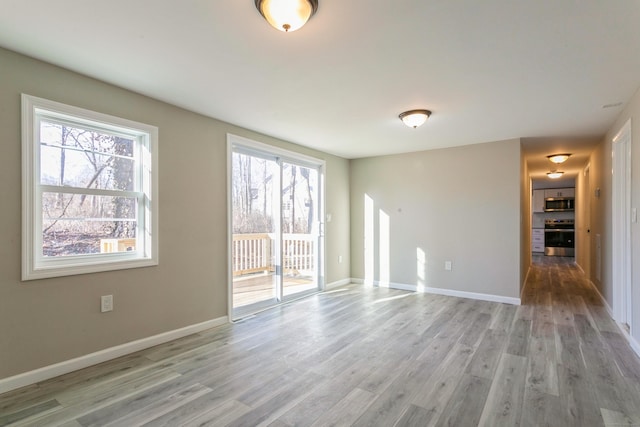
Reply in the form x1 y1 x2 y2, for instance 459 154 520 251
532 190 545 213
544 188 575 198
532 229 545 253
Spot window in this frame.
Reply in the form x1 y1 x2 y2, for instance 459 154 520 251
22 94 158 280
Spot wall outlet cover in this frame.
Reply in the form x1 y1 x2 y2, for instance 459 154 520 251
101 295 113 313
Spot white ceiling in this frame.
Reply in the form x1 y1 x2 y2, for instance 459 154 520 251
1 0 639 167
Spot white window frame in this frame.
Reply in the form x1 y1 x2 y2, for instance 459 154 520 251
22 94 159 280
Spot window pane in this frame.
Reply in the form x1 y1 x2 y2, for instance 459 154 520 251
42 192 137 257
40 121 135 191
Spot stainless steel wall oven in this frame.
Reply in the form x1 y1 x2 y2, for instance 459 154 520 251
544 219 575 256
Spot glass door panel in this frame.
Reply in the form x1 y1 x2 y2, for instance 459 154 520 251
231 152 280 315
230 139 323 319
281 162 319 298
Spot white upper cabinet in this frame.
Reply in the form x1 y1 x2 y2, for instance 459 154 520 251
532 189 546 213
544 188 575 198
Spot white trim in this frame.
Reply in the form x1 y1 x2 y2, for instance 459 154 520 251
386 282 417 292
319 160 327 292
624 331 640 358
611 118 632 325
575 262 585 274
226 138 234 322
325 278 353 289
419 285 521 305
520 265 532 301
350 277 364 284
0 316 228 394
586 279 640 358
586 278 614 316
228 134 324 167
352 278 521 305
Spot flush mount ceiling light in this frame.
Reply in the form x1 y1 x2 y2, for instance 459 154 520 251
547 153 572 164
547 171 564 179
399 109 432 128
255 0 318 32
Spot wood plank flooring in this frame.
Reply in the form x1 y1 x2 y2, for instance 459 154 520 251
2 256 640 426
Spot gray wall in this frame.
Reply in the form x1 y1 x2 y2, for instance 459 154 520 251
350 139 522 299
0 47 351 379
588 135 610 299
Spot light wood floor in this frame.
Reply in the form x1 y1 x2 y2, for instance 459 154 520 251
2 257 640 426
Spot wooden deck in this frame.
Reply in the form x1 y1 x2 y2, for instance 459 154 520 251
2 256 640 426
233 273 317 308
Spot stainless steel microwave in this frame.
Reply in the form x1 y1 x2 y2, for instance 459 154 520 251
544 197 575 212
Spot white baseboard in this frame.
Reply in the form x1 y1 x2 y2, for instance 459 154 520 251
520 265 532 301
325 278 352 289
585 279 640 358
353 278 520 305
419 285 521 305
625 331 640 358
587 279 614 316
0 316 228 395
350 278 364 285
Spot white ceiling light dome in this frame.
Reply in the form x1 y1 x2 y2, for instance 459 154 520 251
255 0 318 32
547 171 564 179
547 153 571 164
399 109 432 129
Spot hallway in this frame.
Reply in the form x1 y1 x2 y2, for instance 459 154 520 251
521 256 640 426
1 258 640 426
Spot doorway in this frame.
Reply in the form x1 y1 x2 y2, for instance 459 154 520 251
580 164 591 279
228 135 324 319
612 119 632 330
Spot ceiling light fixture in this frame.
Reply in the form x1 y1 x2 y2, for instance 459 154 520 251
255 0 318 32
547 171 564 179
399 109 432 128
547 153 571 164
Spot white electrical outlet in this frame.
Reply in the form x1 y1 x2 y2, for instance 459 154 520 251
101 295 113 313
338 255 343 263
445 261 452 271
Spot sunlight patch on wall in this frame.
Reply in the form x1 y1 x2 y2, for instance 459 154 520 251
417 247 427 292
364 194 374 286
379 209 390 287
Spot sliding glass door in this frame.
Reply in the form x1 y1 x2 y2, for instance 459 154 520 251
281 161 320 297
230 137 323 319
231 151 280 313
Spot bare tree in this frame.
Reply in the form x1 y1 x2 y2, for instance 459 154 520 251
300 167 314 233
111 136 134 238
289 165 297 233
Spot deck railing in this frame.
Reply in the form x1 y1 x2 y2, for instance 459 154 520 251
232 233 315 276
233 233 271 276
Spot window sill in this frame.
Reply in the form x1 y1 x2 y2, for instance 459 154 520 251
22 256 158 281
